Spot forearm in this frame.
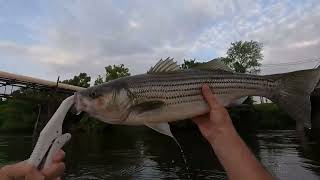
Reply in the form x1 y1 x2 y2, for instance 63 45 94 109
208 126 274 180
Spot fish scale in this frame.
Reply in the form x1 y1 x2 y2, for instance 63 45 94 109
128 71 276 104
128 77 274 89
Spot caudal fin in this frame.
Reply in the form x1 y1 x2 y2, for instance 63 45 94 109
267 69 320 130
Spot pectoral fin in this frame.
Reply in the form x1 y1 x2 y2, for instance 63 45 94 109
131 100 165 113
145 122 174 138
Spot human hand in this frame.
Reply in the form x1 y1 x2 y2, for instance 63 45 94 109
192 85 235 144
0 150 66 180
193 85 274 180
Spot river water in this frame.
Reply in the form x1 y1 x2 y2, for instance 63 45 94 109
0 127 319 179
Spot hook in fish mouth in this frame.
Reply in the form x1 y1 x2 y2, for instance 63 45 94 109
70 104 82 115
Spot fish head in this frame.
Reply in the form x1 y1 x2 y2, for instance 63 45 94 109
74 81 132 124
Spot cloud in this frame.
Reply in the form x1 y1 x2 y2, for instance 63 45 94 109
191 0 320 73
0 0 320 81
0 41 80 65
288 39 320 49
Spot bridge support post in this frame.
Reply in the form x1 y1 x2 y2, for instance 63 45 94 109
33 95 61 138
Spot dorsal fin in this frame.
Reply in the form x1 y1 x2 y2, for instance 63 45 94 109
148 57 180 73
194 59 233 72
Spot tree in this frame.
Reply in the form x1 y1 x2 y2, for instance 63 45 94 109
105 64 130 82
62 73 91 88
94 75 104 85
181 59 203 69
223 40 263 74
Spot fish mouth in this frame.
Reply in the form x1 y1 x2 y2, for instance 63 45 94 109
73 92 83 115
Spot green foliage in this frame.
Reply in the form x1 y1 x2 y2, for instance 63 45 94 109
223 40 263 73
62 73 91 88
175 40 264 74
0 98 38 132
105 64 130 82
228 103 295 130
0 88 68 132
181 59 202 69
77 116 112 133
94 75 104 85
254 103 295 129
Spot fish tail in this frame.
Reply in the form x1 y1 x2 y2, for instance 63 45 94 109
266 69 320 130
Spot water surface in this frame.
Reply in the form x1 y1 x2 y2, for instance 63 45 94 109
0 127 319 179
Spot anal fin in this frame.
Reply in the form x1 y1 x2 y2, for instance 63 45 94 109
145 122 174 138
145 122 186 164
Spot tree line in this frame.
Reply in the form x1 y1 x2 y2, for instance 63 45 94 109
61 40 263 87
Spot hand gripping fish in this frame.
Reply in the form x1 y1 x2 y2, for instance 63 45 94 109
27 96 74 169
74 58 320 137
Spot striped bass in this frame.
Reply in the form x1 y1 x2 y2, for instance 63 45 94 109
74 58 320 136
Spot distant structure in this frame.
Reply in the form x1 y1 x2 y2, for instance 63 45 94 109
0 71 84 98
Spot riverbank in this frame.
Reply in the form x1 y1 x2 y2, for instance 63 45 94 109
230 103 295 130
0 99 38 133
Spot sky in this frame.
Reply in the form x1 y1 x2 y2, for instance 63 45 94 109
1 0 320 82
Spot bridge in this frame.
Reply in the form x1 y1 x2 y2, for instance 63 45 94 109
0 70 84 98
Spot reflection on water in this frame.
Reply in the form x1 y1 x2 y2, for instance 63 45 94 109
254 130 320 179
0 128 319 180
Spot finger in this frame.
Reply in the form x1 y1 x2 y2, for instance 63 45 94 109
0 168 12 180
26 168 44 180
42 163 65 180
2 161 34 178
52 150 65 163
192 114 208 124
202 85 221 109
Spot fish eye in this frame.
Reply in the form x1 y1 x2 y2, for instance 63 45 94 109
90 91 97 98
